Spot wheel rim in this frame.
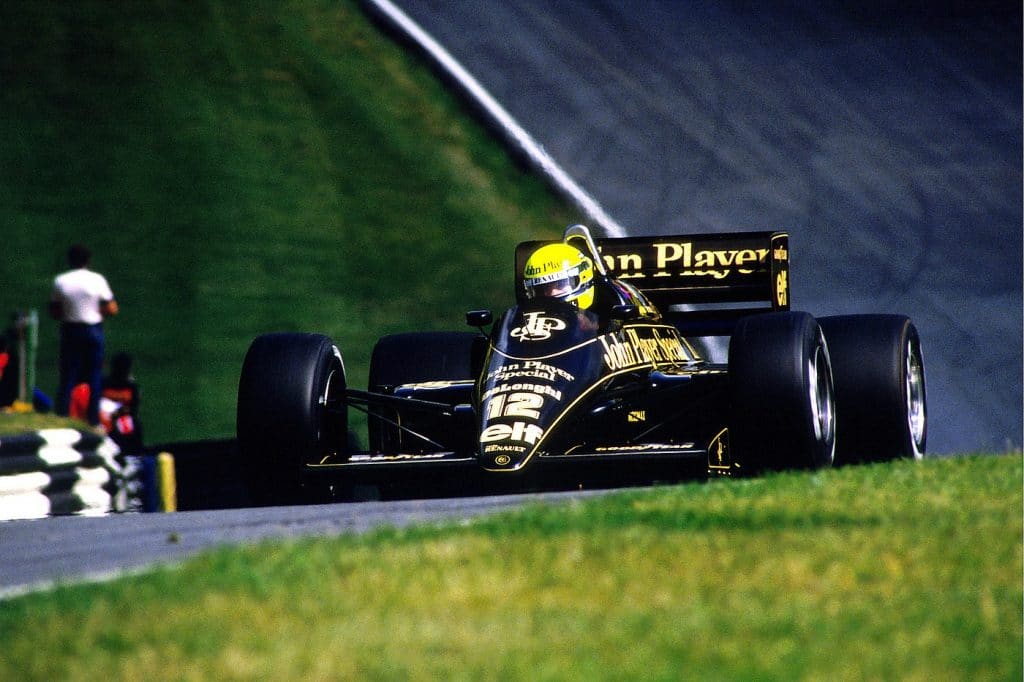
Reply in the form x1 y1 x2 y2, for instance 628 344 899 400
317 350 346 450
808 340 836 464
905 338 926 458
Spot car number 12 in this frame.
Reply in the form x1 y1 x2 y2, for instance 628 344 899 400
486 392 543 420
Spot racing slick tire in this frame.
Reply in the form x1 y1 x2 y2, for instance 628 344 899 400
818 315 926 464
368 332 478 387
367 331 478 452
729 312 836 472
237 333 347 505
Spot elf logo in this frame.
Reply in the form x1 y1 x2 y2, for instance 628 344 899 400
480 421 545 446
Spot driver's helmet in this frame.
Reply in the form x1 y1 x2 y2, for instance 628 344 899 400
523 243 595 309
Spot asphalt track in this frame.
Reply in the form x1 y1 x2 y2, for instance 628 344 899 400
391 0 1022 455
2 1 1020 597
0 489 608 599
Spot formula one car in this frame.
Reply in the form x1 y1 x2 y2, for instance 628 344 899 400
237 225 926 503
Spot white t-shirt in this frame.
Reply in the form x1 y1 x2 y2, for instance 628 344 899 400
51 269 115 325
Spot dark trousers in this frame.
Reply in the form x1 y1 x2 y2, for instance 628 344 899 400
56 322 104 425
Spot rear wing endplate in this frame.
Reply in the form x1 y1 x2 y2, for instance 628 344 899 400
515 231 790 312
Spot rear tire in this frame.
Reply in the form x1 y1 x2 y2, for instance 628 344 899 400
368 332 478 388
729 312 836 472
237 333 346 505
818 315 926 464
367 332 478 452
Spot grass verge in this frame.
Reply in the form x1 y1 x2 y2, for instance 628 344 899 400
0 411 87 436
1 455 1020 680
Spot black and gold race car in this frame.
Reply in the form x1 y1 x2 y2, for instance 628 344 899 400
237 225 926 503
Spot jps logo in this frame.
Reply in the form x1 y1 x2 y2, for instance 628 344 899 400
510 312 566 341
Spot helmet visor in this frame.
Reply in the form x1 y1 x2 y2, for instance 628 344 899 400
524 264 590 301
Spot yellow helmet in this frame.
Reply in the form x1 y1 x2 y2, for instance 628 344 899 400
523 243 595 309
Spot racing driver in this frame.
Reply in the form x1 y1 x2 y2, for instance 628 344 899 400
522 234 656 322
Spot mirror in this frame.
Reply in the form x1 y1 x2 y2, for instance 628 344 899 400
466 310 493 327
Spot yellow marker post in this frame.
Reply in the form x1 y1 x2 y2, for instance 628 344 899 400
157 452 177 512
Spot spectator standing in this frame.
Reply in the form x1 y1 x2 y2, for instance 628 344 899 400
49 245 118 425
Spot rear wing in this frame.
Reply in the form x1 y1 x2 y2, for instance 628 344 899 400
515 231 790 334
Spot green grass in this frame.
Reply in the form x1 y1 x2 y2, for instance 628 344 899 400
1 455 1020 680
0 0 574 443
0 411 87 436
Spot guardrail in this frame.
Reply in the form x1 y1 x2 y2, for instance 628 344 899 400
0 428 176 520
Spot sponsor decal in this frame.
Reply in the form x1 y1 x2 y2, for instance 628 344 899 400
707 429 732 472
776 270 788 308
600 327 688 371
482 382 563 402
510 311 567 341
480 421 545 446
600 241 770 281
484 444 526 454
591 443 695 453
347 453 450 463
487 361 575 384
627 410 646 423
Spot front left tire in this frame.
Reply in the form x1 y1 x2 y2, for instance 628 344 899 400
237 332 347 505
